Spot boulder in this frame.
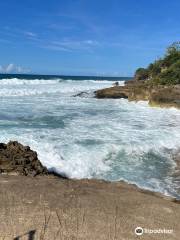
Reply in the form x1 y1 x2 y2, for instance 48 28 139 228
0 141 48 176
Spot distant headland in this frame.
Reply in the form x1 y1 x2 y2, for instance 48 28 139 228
96 42 180 108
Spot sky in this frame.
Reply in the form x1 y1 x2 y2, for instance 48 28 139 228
0 0 179 76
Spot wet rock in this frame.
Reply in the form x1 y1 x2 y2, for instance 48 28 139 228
73 91 94 98
73 91 89 97
112 81 119 86
0 141 48 176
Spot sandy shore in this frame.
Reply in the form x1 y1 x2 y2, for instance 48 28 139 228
0 175 180 240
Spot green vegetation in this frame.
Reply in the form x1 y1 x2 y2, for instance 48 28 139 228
135 42 180 85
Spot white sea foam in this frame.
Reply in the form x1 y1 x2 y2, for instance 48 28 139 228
0 78 61 85
0 77 180 197
65 79 125 85
0 78 118 96
0 78 124 86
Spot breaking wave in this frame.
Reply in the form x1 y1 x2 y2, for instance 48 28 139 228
0 76 180 198
0 78 125 85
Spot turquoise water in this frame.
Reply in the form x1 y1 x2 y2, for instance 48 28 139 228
0 75 180 198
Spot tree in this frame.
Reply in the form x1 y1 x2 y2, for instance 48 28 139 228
135 68 149 81
134 42 180 85
166 42 180 55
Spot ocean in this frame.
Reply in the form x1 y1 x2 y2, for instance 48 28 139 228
0 74 180 198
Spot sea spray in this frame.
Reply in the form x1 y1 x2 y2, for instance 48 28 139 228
0 76 180 198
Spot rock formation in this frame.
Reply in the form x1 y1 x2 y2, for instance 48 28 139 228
95 82 180 108
95 43 180 108
0 141 48 176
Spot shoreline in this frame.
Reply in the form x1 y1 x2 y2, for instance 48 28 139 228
95 82 180 109
0 141 180 239
1 141 180 201
1 140 180 239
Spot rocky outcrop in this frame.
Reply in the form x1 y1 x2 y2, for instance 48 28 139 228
95 82 151 100
95 82 180 108
95 86 129 99
0 141 48 176
95 43 180 107
149 85 180 108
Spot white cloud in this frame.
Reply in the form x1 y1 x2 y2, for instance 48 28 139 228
0 63 31 74
5 63 14 73
45 39 99 52
24 31 37 38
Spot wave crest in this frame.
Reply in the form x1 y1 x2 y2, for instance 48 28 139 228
0 78 61 85
0 78 125 85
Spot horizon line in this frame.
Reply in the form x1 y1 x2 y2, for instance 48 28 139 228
0 73 133 78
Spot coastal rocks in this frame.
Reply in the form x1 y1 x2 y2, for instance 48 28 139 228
73 91 90 97
149 85 180 108
95 83 149 100
95 82 180 108
0 141 48 176
73 91 94 98
95 86 128 99
112 81 119 86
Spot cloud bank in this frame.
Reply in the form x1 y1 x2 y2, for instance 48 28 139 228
0 64 31 74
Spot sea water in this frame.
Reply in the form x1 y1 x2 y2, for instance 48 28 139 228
0 75 180 198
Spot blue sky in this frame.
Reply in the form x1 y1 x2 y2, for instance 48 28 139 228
0 0 179 76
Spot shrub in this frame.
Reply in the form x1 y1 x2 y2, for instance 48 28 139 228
135 68 149 80
134 42 180 85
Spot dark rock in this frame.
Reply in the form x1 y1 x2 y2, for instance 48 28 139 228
73 91 93 98
0 141 48 176
73 91 88 97
0 143 7 151
113 81 119 86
